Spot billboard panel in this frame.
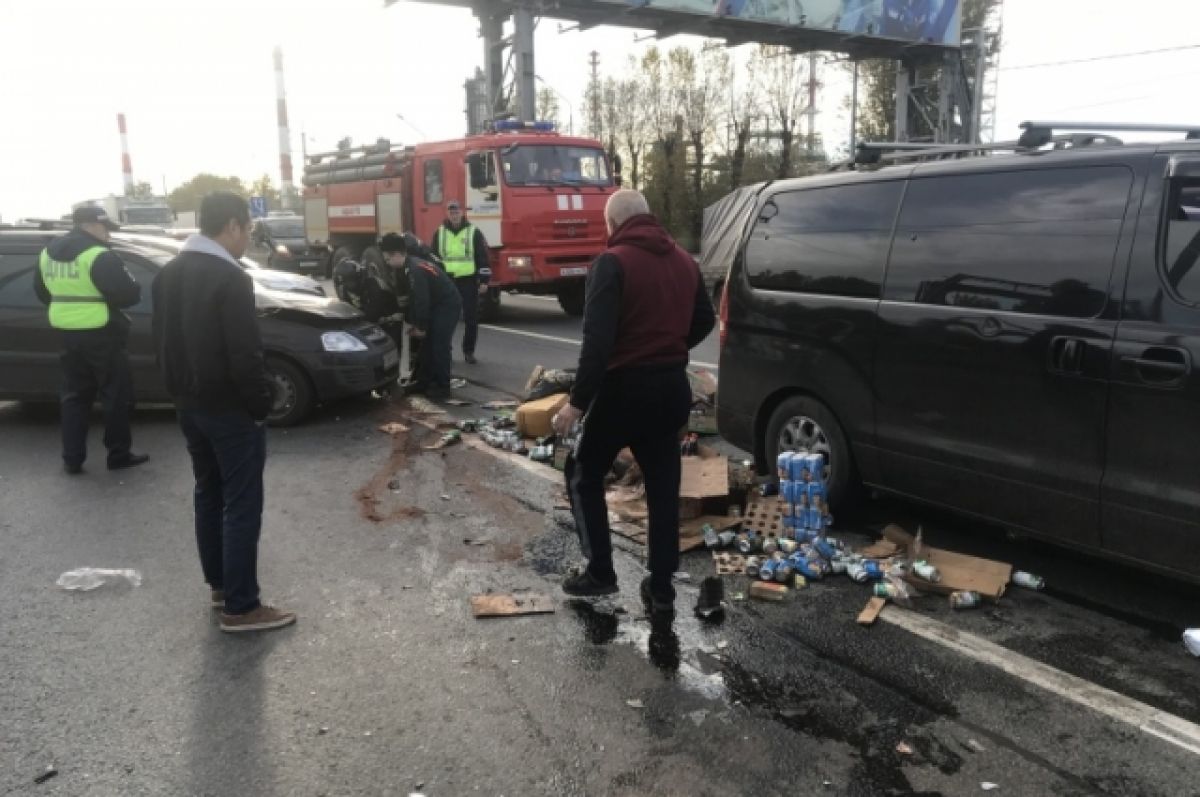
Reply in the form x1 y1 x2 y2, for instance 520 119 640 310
620 0 961 47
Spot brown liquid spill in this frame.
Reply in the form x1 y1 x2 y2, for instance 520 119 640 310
355 415 427 524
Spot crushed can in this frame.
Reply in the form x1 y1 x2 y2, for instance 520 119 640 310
792 555 825 581
774 560 794 583
744 556 762 578
813 538 839 561
762 535 779 556
717 530 738 548
758 558 777 581
778 538 799 555
949 591 982 610
913 560 942 584
736 531 759 555
830 557 849 575
703 524 720 549
1012 571 1045 590
873 582 899 599
847 561 870 583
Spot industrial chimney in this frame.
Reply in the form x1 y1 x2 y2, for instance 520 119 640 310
274 47 295 212
117 113 134 195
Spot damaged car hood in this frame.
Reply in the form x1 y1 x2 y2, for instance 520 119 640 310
255 288 363 325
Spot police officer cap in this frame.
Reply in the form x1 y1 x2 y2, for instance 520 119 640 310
72 206 120 230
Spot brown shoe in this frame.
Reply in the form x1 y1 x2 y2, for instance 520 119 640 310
211 590 225 609
219 605 296 633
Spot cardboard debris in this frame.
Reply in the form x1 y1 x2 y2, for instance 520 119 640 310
882 524 1012 600
378 422 410 435
516 393 570 438
750 582 789 602
470 593 556 618
680 445 729 500
742 499 785 538
712 551 747 576
857 597 888 626
857 538 900 559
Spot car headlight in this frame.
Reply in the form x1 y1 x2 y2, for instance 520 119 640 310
275 244 292 257
507 255 532 270
321 331 368 352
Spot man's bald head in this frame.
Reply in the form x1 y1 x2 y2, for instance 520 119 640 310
604 189 651 235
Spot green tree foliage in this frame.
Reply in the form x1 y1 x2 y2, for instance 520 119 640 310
168 174 247 214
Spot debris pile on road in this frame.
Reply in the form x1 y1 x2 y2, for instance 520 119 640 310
56 567 143 591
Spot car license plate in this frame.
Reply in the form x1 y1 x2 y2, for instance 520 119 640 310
560 267 588 277
383 350 399 369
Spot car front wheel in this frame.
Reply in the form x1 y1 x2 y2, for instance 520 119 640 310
265 356 315 427
764 395 856 510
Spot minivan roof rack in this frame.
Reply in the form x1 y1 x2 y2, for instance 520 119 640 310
1018 121 1200 148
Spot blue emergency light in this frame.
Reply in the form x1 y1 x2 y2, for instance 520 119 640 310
493 120 557 132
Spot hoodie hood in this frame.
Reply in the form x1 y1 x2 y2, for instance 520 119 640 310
607 213 676 256
46 228 108 262
180 234 242 269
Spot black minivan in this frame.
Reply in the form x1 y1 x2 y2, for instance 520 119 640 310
715 123 1200 581
0 230 399 425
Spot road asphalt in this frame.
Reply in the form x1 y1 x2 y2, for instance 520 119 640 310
3 294 1198 796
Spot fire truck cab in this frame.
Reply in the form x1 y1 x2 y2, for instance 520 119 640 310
302 122 619 318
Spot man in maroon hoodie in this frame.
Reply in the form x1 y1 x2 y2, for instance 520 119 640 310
553 189 715 616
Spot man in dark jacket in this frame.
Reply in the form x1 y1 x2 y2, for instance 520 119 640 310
34 206 148 474
553 189 715 616
152 192 295 634
429 201 490 364
380 233 462 400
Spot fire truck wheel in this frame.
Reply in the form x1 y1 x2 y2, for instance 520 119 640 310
556 283 586 317
329 246 358 279
479 289 501 322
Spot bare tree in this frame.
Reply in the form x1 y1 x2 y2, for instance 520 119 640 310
601 77 621 176
679 42 729 245
536 87 560 127
613 60 648 189
728 47 763 189
758 45 807 179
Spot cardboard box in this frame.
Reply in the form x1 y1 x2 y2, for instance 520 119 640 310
750 582 789 602
881 524 1013 600
516 393 570 438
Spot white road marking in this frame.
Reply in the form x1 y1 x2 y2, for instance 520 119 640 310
479 324 719 370
881 607 1200 757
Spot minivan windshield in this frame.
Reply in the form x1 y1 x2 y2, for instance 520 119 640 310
500 145 611 187
265 219 305 238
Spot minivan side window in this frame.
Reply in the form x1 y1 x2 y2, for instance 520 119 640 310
744 181 903 299
1163 178 1200 304
424 159 444 205
885 166 1132 318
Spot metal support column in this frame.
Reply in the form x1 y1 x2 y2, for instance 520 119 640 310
513 6 537 122
971 36 988 143
894 62 912 142
478 4 507 121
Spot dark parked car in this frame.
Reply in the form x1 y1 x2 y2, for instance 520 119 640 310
714 123 1200 582
0 230 399 426
252 215 323 274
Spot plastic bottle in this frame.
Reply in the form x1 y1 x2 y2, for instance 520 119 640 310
56 568 143 591
949 591 981 610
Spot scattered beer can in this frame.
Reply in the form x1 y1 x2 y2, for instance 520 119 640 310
736 531 759 555
847 562 870 583
873 582 899 599
813 539 839 561
949 591 982 610
717 530 738 548
913 560 942 584
1012 571 1045 590
759 558 778 581
829 557 849 575
778 538 799 555
744 556 762 578
774 560 794 583
703 524 720 549
762 535 779 556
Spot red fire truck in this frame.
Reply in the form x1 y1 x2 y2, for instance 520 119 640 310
301 121 619 318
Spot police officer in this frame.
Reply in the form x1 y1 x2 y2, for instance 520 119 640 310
33 206 148 474
429 201 490 365
379 233 461 400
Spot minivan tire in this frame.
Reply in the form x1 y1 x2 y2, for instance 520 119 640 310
265 356 315 427
764 395 857 510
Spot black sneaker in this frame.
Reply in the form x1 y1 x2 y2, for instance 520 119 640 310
694 576 725 621
108 453 149 471
464 353 478 365
562 567 618 597
63 462 84 475
640 577 676 617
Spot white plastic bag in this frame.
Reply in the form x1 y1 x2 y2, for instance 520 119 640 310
56 568 143 591
1184 629 1200 657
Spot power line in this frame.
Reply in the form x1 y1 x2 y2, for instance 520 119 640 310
1002 43 1200 71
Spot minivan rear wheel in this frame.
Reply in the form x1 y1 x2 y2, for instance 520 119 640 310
764 396 856 510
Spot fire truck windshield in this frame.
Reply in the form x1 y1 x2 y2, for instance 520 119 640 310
501 145 611 187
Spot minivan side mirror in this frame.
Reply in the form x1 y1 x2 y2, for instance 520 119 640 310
758 200 779 223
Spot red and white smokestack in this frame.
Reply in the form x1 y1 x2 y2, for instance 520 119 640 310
117 113 135 195
274 47 295 211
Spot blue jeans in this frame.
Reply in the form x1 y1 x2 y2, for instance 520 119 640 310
178 408 266 615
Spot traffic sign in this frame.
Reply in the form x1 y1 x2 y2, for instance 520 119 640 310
250 196 267 218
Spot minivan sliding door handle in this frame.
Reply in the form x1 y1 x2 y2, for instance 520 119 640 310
1120 346 1190 384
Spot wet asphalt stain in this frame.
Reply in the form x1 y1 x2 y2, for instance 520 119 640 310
354 414 429 523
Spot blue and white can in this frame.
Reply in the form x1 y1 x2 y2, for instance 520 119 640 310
776 451 795 481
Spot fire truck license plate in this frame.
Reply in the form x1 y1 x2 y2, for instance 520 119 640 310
560 267 588 277
384 350 399 370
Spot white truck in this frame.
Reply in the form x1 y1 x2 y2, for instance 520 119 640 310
73 195 176 227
